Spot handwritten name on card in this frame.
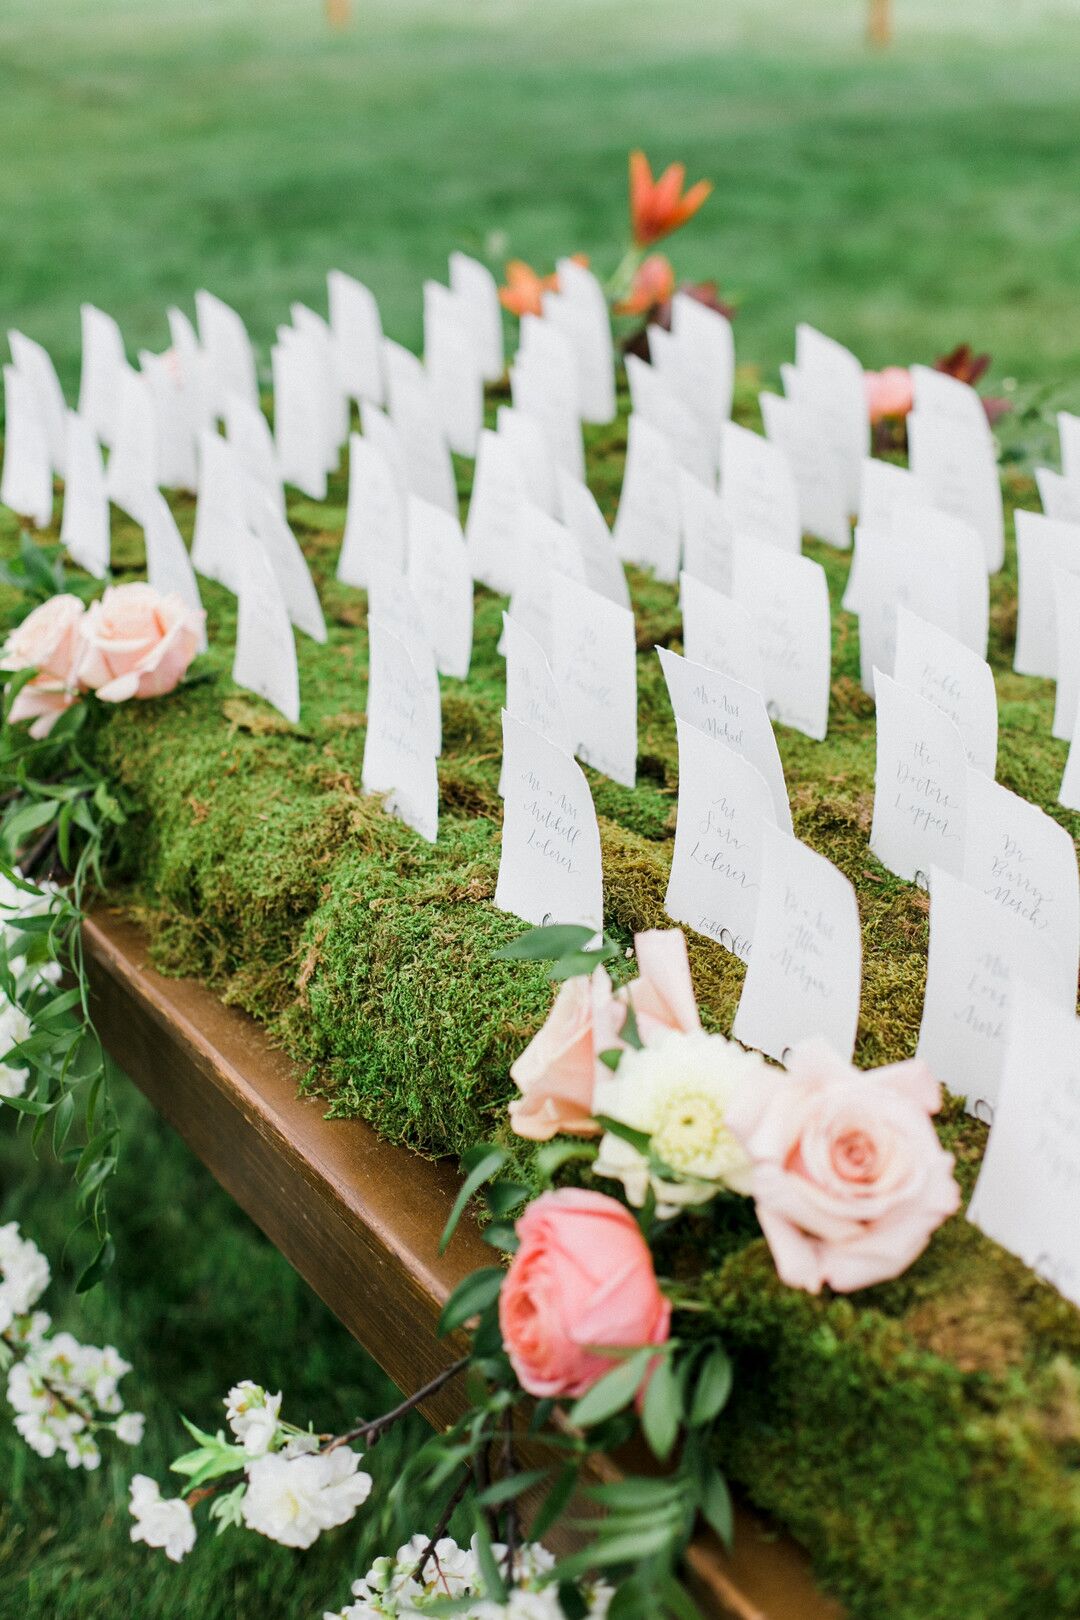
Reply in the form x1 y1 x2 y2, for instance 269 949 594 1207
362 621 439 844
679 572 764 693
551 573 637 789
1014 509 1080 680
963 771 1079 1007
732 823 862 1062
665 717 775 959
761 390 850 551
732 537 831 741
893 608 997 777
677 470 733 594
612 414 681 583
495 710 603 931
657 646 791 831
556 471 631 609
464 429 523 595
870 669 967 882
507 504 586 658
918 866 1066 1121
907 409 1004 573
407 496 473 680
232 534 300 725
968 987 1080 1311
625 354 712 484
720 421 801 554
502 613 573 764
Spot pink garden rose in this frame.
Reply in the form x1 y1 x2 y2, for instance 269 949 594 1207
864 365 914 424
499 1188 671 1398
1 594 87 739
77 583 204 704
508 929 702 1141
728 1039 960 1294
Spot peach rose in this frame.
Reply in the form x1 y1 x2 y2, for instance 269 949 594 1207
499 1188 671 1398
509 967 622 1140
728 1039 960 1294
621 928 702 1045
864 366 914 424
7 679 80 740
77 583 204 703
1 594 86 686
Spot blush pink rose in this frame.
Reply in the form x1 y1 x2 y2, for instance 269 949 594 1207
7 678 80 740
499 1188 671 1398
77 584 204 703
1 594 86 685
509 967 623 1140
728 1039 960 1295
864 366 914 424
622 928 702 1044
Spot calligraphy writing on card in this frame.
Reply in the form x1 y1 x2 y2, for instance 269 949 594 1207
362 620 440 844
495 709 603 932
870 669 968 882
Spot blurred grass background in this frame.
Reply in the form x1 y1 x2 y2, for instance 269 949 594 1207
2 1 1080 1614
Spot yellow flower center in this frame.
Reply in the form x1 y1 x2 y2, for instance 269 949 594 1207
650 1085 735 1173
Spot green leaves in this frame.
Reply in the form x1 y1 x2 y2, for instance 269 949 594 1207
569 1346 654 1429
687 1345 732 1429
641 1352 682 1461
437 1267 504 1336
493 923 622 982
440 1143 507 1253
170 1418 248 1490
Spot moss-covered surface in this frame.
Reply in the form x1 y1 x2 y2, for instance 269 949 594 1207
3 376 1080 1618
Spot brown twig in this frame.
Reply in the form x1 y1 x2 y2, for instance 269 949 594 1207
21 824 59 882
410 1467 473 1586
325 1356 470 1453
500 1411 519 1581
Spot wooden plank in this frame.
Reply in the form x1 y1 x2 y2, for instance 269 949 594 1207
83 909 841 1620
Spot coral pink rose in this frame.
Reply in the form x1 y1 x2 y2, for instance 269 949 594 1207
509 967 623 1140
77 583 204 703
1 594 86 685
622 928 702 1044
499 1188 671 1398
864 366 914 424
728 1039 960 1295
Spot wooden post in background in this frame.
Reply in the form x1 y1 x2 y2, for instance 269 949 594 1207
326 0 352 27
868 0 892 47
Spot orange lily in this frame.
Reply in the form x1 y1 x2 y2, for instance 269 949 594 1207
498 253 590 318
614 254 676 316
629 151 712 248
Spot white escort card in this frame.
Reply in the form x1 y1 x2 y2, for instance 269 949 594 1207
361 402 409 501
328 270 384 405
78 304 127 447
967 986 1080 1310
507 505 586 657
679 572 763 691
658 294 735 455
1053 567 1080 740
423 280 483 458
762 388 850 550
510 322 585 484
0 366 51 528
732 537 831 740
383 339 458 515
140 347 198 493
143 493 206 644
543 258 616 426
1035 466 1080 527
366 572 442 757
465 429 523 594
224 393 284 518
362 621 440 844
657 646 791 832
611 414 681 582
550 572 637 788
625 354 712 484
497 404 557 515
790 324 870 513
556 473 630 609
870 669 967 882
105 368 158 525
1060 411 1080 481
232 531 300 724
1059 711 1080 814
289 304 348 467
249 494 327 644
1013 509 1080 679
907 408 1004 573
893 608 997 776
196 290 259 416
677 470 733 593
665 716 775 960
853 523 964 690
501 613 573 766
407 496 473 680
911 364 993 443
449 251 504 383
733 822 862 1061
719 421 801 554
167 305 215 449
338 433 407 591
60 411 109 579
272 334 327 501
9 333 67 477
903 506 990 659
495 710 603 932
918 867 1068 1121
962 770 1079 1006
857 457 931 533
192 431 247 591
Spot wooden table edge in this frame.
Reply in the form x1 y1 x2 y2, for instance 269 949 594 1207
83 909 841 1620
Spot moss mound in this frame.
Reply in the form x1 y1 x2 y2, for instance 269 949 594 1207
3 381 1079 1618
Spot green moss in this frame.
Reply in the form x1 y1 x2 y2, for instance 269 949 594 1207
4 383 1080 1617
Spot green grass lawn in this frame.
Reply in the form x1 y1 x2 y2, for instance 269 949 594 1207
2 3 1080 1616
1 0 1080 401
